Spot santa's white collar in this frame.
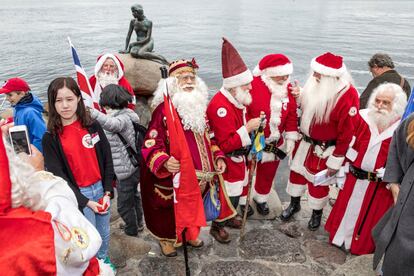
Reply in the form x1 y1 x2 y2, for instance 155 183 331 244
220 87 245 109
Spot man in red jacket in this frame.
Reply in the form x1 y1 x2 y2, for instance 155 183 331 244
207 38 261 226
246 54 299 216
89 53 136 109
282 52 359 230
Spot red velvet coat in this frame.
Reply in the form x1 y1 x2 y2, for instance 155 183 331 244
140 103 237 241
206 88 251 197
325 109 398 255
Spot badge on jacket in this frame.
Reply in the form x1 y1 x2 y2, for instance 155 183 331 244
217 107 227 118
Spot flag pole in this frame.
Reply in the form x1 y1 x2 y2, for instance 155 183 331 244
181 228 191 276
240 112 266 240
160 66 191 275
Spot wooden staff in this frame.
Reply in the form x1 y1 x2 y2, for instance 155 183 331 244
240 112 266 240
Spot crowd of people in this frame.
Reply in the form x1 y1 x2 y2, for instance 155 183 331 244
0 39 413 275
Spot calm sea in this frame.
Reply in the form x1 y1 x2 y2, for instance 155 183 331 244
1 0 413 109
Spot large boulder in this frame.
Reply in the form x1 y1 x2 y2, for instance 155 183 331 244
118 54 163 96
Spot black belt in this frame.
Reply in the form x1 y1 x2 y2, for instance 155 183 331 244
227 147 250 157
302 134 336 149
263 143 287 160
349 164 382 182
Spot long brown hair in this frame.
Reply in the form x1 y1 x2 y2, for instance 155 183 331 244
47 77 92 135
407 119 414 149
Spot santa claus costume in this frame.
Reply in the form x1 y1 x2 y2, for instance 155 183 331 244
140 59 237 255
286 52 360 230
89 53 136 109
246 54 299 215
0 136 113 275
325 87 406 255
207 38 254 222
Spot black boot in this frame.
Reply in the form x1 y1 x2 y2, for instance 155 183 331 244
254 200 270 216
239 204 254 217
308 209 323 231
280 196 301 221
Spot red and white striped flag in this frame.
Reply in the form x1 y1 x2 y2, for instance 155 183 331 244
67 37 101 110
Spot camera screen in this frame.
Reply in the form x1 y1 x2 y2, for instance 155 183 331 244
10 130 30 154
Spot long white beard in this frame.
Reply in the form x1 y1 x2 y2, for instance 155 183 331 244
262 75 289 142
368 107 400 131
234 86 252 106
97 72 118 88
300 75 343 134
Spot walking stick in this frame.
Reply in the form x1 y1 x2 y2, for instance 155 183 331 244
240 156 257 240
355 179 380 241
240 112 266 240
181 228 191 276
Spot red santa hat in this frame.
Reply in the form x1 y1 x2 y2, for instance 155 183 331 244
311 52 346 77
94 53 125 80
253 54 293 77
222 38 253 89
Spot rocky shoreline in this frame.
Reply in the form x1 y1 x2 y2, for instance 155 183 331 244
109 197 375 276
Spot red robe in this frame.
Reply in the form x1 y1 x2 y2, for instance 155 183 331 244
246 76 298 202
288 83 359 209
140 104 237 241
89 76 135 110
206 88 251 198
325 109 398 255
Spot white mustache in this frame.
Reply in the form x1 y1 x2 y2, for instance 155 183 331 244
181 84 195 89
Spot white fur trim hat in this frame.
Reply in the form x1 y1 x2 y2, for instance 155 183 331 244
221 38 253 89
311 52 346 77
253 54 293 77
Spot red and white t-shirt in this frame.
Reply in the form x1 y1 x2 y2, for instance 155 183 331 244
59 120 101 187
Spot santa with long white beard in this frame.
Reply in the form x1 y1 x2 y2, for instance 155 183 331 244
140 59 237 257
282 52 359 231
207 38 261 227
246 54 299 216
0 136 113 275
89 53 136 110
325 82 407 255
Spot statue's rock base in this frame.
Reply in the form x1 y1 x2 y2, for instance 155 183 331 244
118 54 163 96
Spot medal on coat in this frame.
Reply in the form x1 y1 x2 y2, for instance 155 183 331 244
71 227 89 249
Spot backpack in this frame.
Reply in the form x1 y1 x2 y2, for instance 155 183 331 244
117 122 147 167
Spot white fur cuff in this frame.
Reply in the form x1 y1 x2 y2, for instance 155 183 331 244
236 126 251 147
286 181 307 197
326 155 345 170
308 194 329 210
261 151 275 163
223 70 253 89
285 131 300 141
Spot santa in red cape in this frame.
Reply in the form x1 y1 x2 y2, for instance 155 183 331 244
0 136 113 275
207 38 261 225
281 52 359 231
325 82 407 255
246 53 299 216
89 53 136 110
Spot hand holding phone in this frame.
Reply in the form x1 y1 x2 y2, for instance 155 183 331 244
9 125 32 155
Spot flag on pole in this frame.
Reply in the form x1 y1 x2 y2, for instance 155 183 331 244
67 37 100 110
250 129 265 161
162 81 206 244
402 87 414 121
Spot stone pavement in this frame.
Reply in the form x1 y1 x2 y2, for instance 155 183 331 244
109 196 376 276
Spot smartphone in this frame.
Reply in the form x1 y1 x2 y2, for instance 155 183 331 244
9 125 32 155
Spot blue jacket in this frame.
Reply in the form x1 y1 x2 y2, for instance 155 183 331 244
14 93 46 153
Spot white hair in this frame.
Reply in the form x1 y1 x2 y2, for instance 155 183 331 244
367 82 407 117
2 138 43 210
